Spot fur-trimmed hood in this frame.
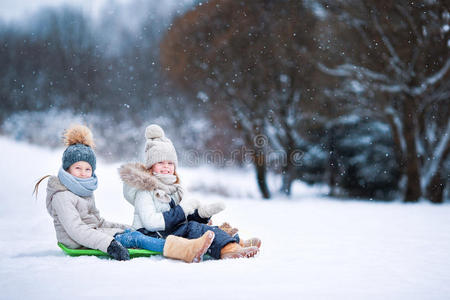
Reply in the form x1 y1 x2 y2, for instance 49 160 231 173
118 163 183 206
118 163 162 192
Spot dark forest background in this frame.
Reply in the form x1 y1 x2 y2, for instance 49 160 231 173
1 0 449 202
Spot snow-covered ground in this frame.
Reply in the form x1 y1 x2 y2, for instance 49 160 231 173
1 136 449 300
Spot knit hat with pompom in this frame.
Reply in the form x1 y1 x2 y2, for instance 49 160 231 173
62 125 96 171
144 124 178 169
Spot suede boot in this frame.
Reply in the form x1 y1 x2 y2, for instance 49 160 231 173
239 237 262 249
163 230 215 263
220 242 259 259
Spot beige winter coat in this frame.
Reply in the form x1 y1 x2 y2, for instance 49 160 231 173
46 176 128 252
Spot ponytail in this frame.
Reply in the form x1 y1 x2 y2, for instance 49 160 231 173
33 175 51 198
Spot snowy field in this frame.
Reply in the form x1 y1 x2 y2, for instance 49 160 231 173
1 136 449 300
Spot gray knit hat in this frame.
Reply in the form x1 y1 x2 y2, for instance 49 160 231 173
144 124 178 169
62 125 96 171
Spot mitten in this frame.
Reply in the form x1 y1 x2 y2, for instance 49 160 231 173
107 239 130 261
179 198 199 217
219 222 239 237
198 200 225 218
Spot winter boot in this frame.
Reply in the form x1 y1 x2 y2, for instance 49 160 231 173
163 231 215 263
220 242 259 259
219 222 239 237
239 237 262 249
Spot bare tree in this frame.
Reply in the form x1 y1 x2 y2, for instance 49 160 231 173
160 0 326 198
317 0 450 202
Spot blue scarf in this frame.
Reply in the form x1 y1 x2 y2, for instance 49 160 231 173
58 167 98 197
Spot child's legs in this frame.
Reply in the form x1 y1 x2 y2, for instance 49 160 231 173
115 230 165 253
173 221 238 259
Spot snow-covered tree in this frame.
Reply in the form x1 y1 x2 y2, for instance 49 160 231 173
327 116 401 198
160 0 327 198
316 0 450 202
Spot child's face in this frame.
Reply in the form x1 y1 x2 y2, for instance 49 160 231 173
67 161 93 178
152 161 175 175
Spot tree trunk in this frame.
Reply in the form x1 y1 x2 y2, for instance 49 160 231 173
280 165 295 196
280 139 298 196
402 99 421 202
426 171 446 204
385 110 405 173
425 133 449 203
327 127 339 196
254 152 271 199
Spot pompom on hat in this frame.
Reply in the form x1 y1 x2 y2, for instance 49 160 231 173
144 124 178 169
62 125 96 171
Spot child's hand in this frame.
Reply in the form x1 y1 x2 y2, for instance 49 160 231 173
179 198 199 217
219 222 239 237
198 200 226 218
107 240 130 261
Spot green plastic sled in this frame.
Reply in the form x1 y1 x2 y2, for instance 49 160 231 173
57 242 160 258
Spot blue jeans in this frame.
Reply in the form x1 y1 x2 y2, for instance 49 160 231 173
115 230 165 253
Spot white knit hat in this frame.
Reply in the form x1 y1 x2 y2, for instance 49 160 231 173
144 124 178 169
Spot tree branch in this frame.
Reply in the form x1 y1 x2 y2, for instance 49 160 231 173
371 9 406 77
421 120 450 191
412 58 450 96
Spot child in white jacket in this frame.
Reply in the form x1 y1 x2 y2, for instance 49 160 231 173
35 125 214 262
119 124 260 259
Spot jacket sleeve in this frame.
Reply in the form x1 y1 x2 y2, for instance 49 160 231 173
134 190 167 231
51 192 114 253
135 190 186 233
